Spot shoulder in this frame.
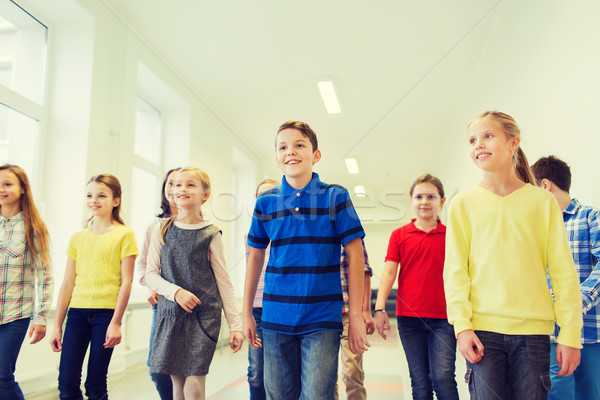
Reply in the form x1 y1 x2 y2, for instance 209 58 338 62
69 228 89 242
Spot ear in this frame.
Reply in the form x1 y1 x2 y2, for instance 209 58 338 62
510 136 520 152
112 197 121 207
312 149 322 164
540 179 553 191
439 197 446 209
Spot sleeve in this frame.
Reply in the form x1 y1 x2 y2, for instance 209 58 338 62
581 208 600 314
31 237 53 326
385 229 401 263
247 199 270 249
209 233 243 331
66 232 79 260
334 188 365 246
144 223 181 301
136 220 159 286
443 198 474 336
547 201 583 348
120 228 139 260
362 238 373 276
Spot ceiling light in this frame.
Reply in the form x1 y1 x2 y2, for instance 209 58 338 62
317 81 341 114
345 158 359 174
354 185 366 197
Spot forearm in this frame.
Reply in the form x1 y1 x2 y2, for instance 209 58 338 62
375 261 398 310
243 248 265 316
362 273 372 313
53 282 74 330
346 239 366 318
33 260 54 326
110 281 132 326
581 264 600 313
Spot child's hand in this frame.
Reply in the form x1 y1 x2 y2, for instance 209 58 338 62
147 291 159 306
374 311 391 339
174 288 201 312
348 314 371 354
555 344 580 376
49 328 63 352
229 331 244 353
457 329 484 364
362 310 375 335
104 322 122 348
243 314 261 349
28 324 46 344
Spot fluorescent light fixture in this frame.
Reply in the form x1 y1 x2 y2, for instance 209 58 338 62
345 158 359 174
317 81 341 114
354 185 366 197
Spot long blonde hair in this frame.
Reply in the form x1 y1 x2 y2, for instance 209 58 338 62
469 111 535 184
159 167 211 244
0 164 51 266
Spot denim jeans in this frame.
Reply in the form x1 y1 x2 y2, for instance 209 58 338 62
148 304 173 400
465 331 551 400
263 329 340 400
397 316 458 400
248 308 266 400
58 308 115 400
549 341 600 400
0 318 29 400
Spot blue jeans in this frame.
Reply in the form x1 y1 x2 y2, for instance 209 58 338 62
248 308 266 400
549 341 600 400
263 329 340 400
148 304 173 400
397 316 459 400
58 308 115 400
0 318 29 400
465 331 551 400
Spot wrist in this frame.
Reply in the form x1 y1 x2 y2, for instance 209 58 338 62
374 309 385 313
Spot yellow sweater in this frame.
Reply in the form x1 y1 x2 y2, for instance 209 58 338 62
67 225 138 309
443 184 582 348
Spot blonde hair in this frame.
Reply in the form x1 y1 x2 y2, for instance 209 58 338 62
160 167 211 244
0 164 51 266
256 179 278 197
469 111 535 184
86 174 124 227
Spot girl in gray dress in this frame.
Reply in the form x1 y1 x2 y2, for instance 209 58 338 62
145 167 243 400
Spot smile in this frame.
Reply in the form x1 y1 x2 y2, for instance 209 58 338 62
286 160 300 165
476 152 491 160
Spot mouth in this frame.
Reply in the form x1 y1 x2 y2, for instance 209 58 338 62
476 152 491 160
286 159 300 165
176 195 190 199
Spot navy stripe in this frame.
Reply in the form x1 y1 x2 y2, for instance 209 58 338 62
338 226 364 242
262 320 343 334
319 184 345 191
335 199 352 213
248 234 270 245
263 293 342 304
266 264 340 274
271 236 339 247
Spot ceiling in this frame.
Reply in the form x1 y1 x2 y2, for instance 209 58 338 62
100 0 500 197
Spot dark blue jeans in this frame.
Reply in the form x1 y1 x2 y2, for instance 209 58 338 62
397 316 459 400
263 329 340 400
0 318 29 400
148 304 173 400
465 331 551 400
58 308 115 400
248 308 266 400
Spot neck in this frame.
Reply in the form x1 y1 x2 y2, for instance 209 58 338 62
176 208 203 224
480 169 525 197
91 215 116 234
285 172 313 190
414 217 437 232
169 205 178 217
0 204 21 219
554 190 572 211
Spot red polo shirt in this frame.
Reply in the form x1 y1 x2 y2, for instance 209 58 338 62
385 219 447 318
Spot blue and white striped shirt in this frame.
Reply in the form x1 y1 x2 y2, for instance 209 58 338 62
247 173 365 334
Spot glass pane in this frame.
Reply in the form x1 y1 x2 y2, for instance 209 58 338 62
0 102 39 181
0 3 47 103
134 97 161 162
130 165 159 252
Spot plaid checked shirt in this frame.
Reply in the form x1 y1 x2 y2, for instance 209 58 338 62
551 198 600 344
340 238 372 315
0 213 53 326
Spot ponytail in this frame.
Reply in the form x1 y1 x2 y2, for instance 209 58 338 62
514 147 535 185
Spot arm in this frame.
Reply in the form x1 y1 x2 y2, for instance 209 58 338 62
345 237 370 354
374 260 399 339
362 273 374 335
137 220 159 306
243 246 266 349
581 209 600 313
144 223 183 302
30 242 54 344
104 254 135 349
49 258 76 352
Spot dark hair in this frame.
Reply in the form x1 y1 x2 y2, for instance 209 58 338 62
157 168 181 218
86 174 124 226
276 121 318 152
409 173 445 198
530 155 571 192
256 179 279 198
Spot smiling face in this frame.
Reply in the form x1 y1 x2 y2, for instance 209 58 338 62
0 169 23 213
164 170 178 208
275 128 321 185
173 170 210 211
86 181 119 219
467 118 519 173
411 182 444 222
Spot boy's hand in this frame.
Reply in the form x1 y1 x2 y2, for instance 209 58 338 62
104 322 122 348
457 329 484 364
147 291 159 306
174 289 201 313
556 344 580 376
28 324 46 344
362 310 375 335
348 314 370 354
243 314 262 348
49 328 63 352
229 331 244 353
374 311 391 339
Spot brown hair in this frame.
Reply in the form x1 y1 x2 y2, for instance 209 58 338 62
530 155 571 192
160 167 211 244
0 164 51 266
256 179 279 197
157 167 181 218
276 121 318 152
86 174 124 226
409 173 445 198
469 111 535 184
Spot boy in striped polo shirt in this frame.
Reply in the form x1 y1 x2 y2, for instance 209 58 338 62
243 121 370 400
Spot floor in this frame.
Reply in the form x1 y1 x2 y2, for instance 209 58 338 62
36 319 470 399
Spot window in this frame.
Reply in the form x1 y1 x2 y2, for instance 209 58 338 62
134 96 161 162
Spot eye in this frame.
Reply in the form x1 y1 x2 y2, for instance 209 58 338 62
86 194 92 198
485 133 492 139
189 183 195 187
278 145 286 151
429 195 436 200
99 194 106 198
175 183 182 188
468 138 476 144
414 195 422 200
297 143 304 148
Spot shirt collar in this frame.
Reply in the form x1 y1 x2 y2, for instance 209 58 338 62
0 212 23 224
563 198 581 216
280 172 322 196
408 218 446 233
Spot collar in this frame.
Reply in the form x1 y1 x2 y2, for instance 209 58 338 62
563 198 581 216
408 218 445 233
280 172 322 196
0 212 23 224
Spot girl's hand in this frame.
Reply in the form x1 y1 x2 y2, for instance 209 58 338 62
457 329 484 364
243 314 261 348
174 289 201 313
28 324 46 344
104 322 122 348
148 291 159 306
374 311 391 339
49 328 63 352
229 331 244 353
362 311 375 335
555 344 581 376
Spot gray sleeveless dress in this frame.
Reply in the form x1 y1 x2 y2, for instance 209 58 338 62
150 223 223 376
